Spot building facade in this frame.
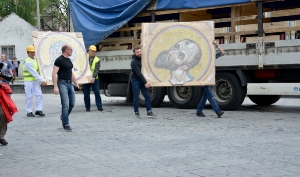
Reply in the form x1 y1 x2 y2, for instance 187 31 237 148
0 13 37 78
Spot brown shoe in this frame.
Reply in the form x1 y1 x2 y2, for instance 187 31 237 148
0 139 8 145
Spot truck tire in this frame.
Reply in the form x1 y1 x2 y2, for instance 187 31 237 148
248 95 281 105
139 87 166 107
107 83 128 96
215 72 246 110
167 86 203 109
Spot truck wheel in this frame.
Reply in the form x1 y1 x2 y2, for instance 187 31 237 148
215 72 246 110
167 86 203 109
139 87 166 107
248 95 281 105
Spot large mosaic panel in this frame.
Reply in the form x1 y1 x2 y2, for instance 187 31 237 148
142 22 215 86
32 32 92 84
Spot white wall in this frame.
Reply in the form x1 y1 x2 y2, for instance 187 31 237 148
0 13 37 77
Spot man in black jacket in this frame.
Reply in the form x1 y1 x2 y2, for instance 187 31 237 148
130 46 156 119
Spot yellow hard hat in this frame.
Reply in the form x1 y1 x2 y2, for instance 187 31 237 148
26 45 35 52
89 45 97 51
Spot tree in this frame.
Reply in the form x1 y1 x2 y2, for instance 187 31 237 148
0 0 67 30
41 0 68 31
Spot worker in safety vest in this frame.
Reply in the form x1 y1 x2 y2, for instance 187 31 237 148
22 45 47 117
82 45 103 112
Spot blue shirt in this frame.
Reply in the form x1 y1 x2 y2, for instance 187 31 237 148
0 60 13 76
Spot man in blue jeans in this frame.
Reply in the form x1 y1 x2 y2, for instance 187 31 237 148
196 40 225 118
130 46 156 119
52 44 79 131
82 45 103 112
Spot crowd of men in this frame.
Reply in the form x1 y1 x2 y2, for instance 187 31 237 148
0 41 225 146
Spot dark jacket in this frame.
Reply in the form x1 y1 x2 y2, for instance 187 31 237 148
130 55 147 84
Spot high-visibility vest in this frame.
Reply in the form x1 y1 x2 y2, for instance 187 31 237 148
87 55 100 79
22 57 39 81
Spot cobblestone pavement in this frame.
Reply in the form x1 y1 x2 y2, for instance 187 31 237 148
1 93 300 177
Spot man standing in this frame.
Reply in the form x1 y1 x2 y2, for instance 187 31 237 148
196 40 225 118
130 46 156 119
13 57 20 77
23 45 47 117
0 54 14 84
82 45 103 112
52 44 79 132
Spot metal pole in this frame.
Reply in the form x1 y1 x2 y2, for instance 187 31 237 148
257 1 264 37
151 10 156 23
36 0 40 31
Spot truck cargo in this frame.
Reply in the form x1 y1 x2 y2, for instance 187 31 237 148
69 0 300 110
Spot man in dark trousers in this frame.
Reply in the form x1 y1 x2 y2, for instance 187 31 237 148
196 40 225 118
13 57 20 77
82 45 103 112
52 44 79 132
130 46 156 119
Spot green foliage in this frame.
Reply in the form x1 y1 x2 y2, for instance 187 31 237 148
0 0 66 27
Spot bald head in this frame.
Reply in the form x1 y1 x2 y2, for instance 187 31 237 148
61 44 73 57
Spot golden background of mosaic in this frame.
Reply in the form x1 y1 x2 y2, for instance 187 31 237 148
142 22 215 86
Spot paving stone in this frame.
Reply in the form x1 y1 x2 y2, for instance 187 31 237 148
0 94 300 176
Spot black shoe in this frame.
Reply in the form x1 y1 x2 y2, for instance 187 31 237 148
63 125 72 132
217 111 224 118
196 112 206 117
0 139 8 145
35 111 45 117
147 111 156 118
135 112 141 119
27 112 35 117
86 109 90 112
98 107 103 111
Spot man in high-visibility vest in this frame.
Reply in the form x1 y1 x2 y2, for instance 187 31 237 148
23 45 47 117
82 45 103 112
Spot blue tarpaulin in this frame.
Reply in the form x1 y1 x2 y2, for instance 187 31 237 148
69 0 251 49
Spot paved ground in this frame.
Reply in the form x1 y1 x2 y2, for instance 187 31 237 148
1 93 300 177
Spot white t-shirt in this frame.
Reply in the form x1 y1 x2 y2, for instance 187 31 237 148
13 60 19 68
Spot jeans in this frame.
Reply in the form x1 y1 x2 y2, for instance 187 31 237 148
58 81 75 126
82 79 102 109
131 80 151 113
196 86 222 114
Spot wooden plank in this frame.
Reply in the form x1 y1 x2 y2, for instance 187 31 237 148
236 21 288 32
214 15 257 23
215 26 300 37
216 31 254 38
101 46 129 51
265 26 300 33
264 8 300 18
246 35 280 42
116 26 142 32
101 37 140 43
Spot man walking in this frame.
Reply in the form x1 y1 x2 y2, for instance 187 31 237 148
130 46 156 119
196 40 225 118
23 45 47 117
82 45 103 112
52 44 79 132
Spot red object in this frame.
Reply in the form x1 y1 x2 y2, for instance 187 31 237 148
0 82 18 123
255 69 277 79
